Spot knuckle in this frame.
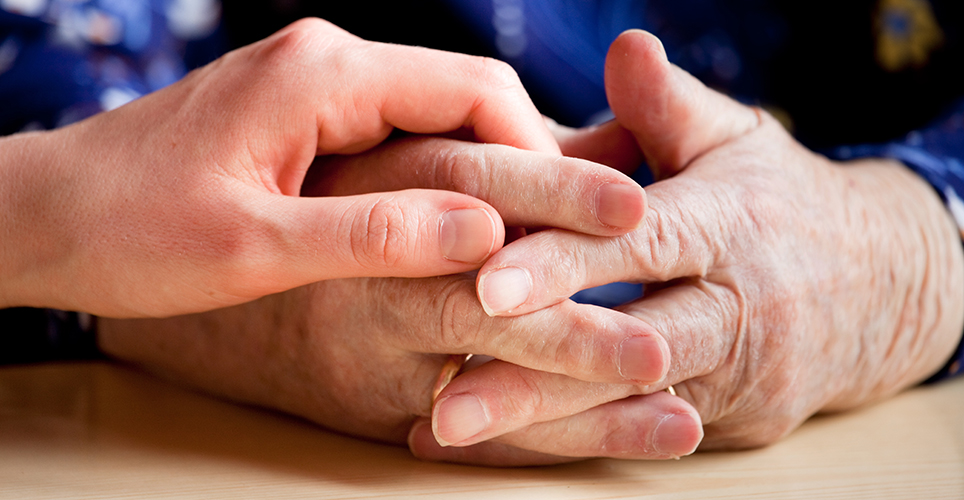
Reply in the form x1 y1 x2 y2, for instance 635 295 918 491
638 210 683 281
282 16 333 36
530 233 590 302
433 143 487 198
260 19 323 63
598 408 653 457
437 279 484 350
551 313 598 376
350 197 419 270
471 56 524 92
253 18 347 77
500 372 545 421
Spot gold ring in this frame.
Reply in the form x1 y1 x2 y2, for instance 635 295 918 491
664 385 677 396
432 354 473 403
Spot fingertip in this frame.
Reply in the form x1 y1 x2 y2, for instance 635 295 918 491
606 30 669 86
440 207 500 264
625 29 667 60
606 33 674 122
618 331 669 384
432 393 490 447
407 418 437 457
595 182 646 231
653 407 704 458
477 266 532 317
605 28 761 177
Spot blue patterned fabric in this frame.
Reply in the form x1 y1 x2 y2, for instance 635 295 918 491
0 0 222 134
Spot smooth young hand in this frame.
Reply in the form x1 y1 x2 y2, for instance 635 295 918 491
0 19 645 317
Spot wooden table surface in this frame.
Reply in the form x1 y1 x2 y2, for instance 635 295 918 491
0 361 961 499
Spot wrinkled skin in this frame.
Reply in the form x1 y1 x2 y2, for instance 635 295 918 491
413 30 964 464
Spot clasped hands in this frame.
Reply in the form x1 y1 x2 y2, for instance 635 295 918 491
82 22 963 466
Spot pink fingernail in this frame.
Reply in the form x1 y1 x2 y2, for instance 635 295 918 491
596 183 645 229
479 267 531 316
440 208 496 264
618 336 666 383
653 413 702 458
434 394 489 446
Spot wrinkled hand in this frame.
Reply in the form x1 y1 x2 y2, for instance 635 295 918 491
97 136 674 464
412 30 964 464
0 18 594 317
97 274 668 451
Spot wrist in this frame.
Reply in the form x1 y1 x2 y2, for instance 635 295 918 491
875 159 964 384
827 159 964 409
0 129 81 310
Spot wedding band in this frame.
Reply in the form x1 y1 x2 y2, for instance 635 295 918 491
432 354 473 403
664 385 677 396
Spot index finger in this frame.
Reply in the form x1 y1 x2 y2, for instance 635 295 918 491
306 137 647 235
370 274 670 386
475 176 721 316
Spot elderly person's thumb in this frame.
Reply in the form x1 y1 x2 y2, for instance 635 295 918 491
604 30 761 179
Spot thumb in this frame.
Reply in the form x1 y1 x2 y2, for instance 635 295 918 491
605 30 760 178
249 189 505 290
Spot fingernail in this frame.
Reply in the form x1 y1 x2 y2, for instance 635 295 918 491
478 267 531 316
440 208 496 264
407 419 438 453
619 336 666 382
596 183 645 229
653 413 702 458
434 394 489 446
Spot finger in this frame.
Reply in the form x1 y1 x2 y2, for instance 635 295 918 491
408 418 578 467
209 188 506 298
554 119 645 175
414 393 703 463
476 177 719 316
430 359 659 447
306 137 647 235
273 19 560 155
617 280 742 424
370 275 670 385
605 30 760 178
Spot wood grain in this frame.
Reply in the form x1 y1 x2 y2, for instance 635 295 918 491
1 362 961 499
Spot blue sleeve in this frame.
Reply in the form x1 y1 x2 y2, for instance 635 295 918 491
829 99 964 382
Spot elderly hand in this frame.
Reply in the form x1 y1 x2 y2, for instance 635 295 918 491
96 137 669 461
410 30 964 465
0 18 625 318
